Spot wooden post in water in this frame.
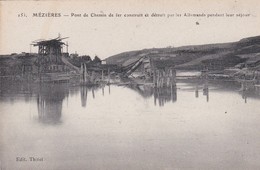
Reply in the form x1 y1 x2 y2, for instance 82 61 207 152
169 68 173 87
101 69 104 81
153 69 156 86
91 71 95 84
161 70 164 88
157 70 160 88
164 69 166 87
160 70 163 88
166 68 170 87
156 70 159 87
80 63 84 83
108 68 110 84
83 64 86 83
84 64 87 83
159 70 162 88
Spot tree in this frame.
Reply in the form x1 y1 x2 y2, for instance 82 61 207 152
81 55 92 62
92 55 101 64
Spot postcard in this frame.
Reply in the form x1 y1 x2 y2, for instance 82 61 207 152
1 0 260 169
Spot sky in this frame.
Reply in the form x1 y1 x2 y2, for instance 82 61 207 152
1 0 260 59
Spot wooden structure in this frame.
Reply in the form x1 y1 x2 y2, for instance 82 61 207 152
32 36 69 72
30 36 82 83
121 56 153 78
80 63 112 85
153 67 176 87
121 56 176 87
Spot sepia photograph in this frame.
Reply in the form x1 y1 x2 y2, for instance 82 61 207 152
0 0 260 169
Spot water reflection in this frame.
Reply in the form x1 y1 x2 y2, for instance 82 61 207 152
183 78 260 103
80 84 109 107
80 86 88 107
203 79 260 103
37 84 69 124
1 79 260 123
203 81 209 102
154 85 177 106
26 84 107 124
2 79 260 170
239 80 260 103
125 82 177 106
194 78 209 102
0 82 35 103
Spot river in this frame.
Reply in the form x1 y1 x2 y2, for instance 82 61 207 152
0 79 260 170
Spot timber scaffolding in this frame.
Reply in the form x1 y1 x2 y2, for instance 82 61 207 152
31 36 81 83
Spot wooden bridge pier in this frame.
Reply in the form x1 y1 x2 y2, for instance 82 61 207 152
154 67 176 88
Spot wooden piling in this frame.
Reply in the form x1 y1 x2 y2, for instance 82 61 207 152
108 68 110 84
84 64 87 82
101 69 104 81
